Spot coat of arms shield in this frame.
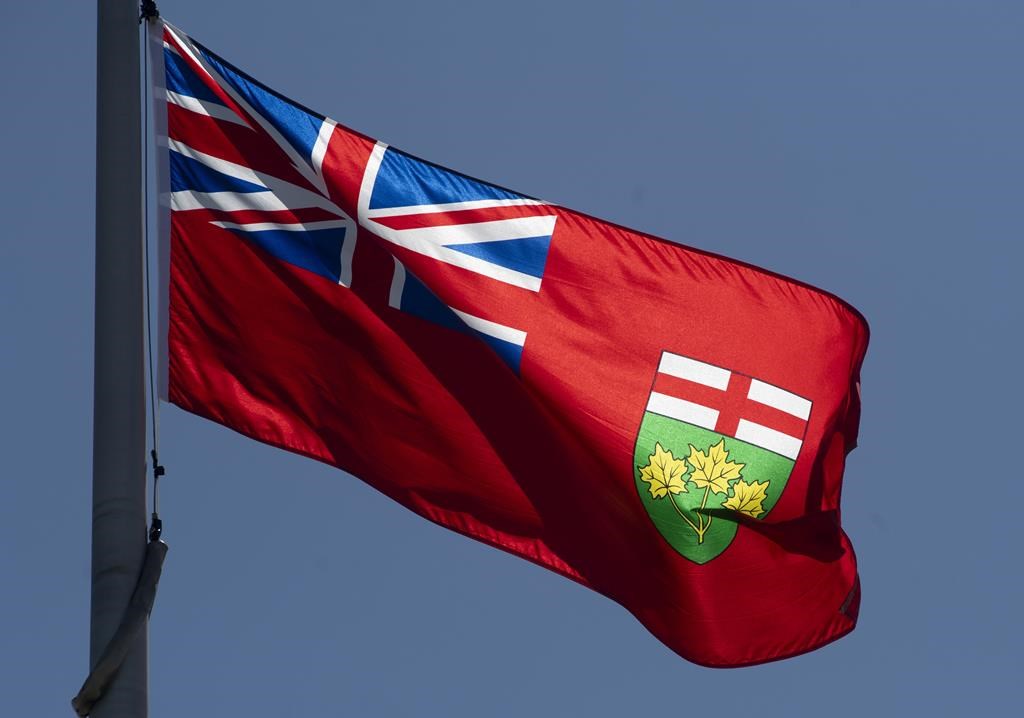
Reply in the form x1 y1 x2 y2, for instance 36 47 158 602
634 352 812 564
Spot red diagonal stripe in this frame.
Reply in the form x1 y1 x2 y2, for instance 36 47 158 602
202 207 344 225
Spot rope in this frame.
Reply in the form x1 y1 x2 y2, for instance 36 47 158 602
140 1 165 541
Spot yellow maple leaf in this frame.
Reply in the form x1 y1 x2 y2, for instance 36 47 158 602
686 439 744 495
723 479 769 518
638 443 689 499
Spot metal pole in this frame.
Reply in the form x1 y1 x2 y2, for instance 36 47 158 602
91 0 147 715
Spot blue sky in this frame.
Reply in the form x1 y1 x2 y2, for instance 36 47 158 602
2 1 1021 715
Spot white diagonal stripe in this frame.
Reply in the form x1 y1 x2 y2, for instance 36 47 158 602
747 379 811 421
170 190 290 213
392 215 556 247
735 419 803 459
452 309 527 346
209 218 354 288
212 219 348 232
168 139 342 214
166 90 247 125
434 241 542 290
646 392 719 431
169 137 265 185
366 197 547 218
658 352 731 390
168 190 342 220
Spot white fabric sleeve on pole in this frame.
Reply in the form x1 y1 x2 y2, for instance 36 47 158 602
73 541 169 717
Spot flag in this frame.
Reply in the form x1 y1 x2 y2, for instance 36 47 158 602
150 19 869 667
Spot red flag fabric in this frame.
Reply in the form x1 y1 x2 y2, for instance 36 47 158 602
152 19 869 667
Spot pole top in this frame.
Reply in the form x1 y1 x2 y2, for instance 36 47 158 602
140 1 159 22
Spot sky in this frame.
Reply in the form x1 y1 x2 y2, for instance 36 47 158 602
2 1 1022 715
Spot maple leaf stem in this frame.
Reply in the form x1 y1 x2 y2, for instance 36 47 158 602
668 493 700 534
694 486 713 543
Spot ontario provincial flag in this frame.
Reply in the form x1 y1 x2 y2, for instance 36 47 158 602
150 18 870 668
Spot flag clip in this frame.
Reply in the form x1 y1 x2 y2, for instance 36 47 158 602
149 449 166 541
149 515 163 542
151 449 165 479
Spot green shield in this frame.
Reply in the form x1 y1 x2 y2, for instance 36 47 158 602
633 411 796 564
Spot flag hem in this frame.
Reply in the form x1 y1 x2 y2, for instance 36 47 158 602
148 18 171 401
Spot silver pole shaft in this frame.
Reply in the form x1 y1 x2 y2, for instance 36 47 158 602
91 0 147 716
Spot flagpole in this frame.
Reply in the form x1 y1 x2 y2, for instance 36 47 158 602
91 0 148 715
